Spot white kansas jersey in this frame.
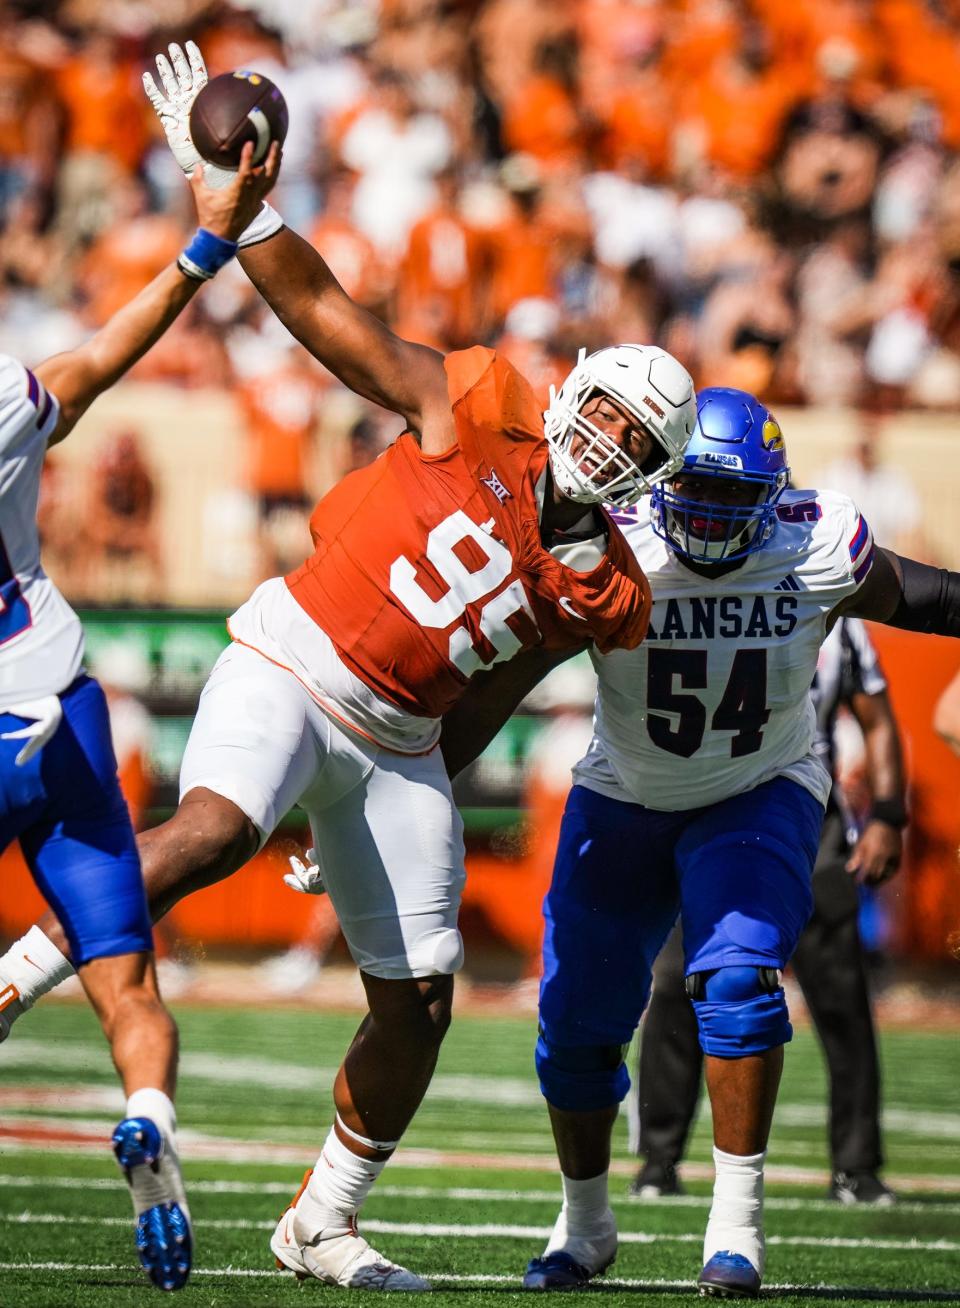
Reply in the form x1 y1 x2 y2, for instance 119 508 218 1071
0 356 84 708
574 488 876 812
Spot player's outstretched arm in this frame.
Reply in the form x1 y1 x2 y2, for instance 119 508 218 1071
141 39 451 445
35 271 199 446
238 228 453 447
36 144 277 444
834 546 960 636
439 645 585 779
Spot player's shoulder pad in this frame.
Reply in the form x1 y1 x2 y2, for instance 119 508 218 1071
0 354 28 407
444 345 498 407
446 345 542 449
779 487 874 583
606 498 653 535
775 486 857 536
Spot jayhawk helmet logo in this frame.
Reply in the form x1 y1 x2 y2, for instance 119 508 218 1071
762 418 785 451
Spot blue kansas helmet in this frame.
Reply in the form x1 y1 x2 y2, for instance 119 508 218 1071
651 387 790 564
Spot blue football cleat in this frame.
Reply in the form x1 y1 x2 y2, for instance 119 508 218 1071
524 1250 608 1291
113 1117 192 1292
113 1117 163 1174
698 1250 761 1298
524 1207 617 1291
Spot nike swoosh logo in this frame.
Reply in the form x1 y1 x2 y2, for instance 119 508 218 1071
23 954 42 971
559 596 587 621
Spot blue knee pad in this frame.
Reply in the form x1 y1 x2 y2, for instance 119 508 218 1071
688 966 791 1057
535 1032 629 1111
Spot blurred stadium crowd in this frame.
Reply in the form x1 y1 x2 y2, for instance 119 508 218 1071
3 0 960 600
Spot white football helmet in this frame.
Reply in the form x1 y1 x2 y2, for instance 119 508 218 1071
543 344 697 508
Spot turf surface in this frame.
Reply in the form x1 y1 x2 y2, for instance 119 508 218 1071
1 1000 958 1306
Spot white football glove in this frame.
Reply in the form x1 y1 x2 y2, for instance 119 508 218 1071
1 695 63 766
284 847 326 895
142 40 233 189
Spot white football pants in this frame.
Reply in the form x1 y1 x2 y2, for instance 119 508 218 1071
179 643 465 979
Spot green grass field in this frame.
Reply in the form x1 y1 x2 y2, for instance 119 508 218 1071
1 998 959 1307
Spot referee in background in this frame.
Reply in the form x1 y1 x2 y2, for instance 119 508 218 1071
630 616 906 1206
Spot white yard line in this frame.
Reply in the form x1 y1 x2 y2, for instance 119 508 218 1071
3 1110 956 1164
6 1211 960 1253
0 1261 958 1298
6 1039 960 1137
3 1124 960 1192
2 1173 959 1215
1 1042 541 1108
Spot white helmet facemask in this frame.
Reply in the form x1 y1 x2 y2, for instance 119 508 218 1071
543 344 697 508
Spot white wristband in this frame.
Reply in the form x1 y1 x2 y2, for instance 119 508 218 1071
237 201 284 249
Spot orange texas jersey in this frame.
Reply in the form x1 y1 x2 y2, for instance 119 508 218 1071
285 347 651 719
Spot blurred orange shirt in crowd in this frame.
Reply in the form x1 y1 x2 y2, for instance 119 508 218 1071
0 47 54 161
308 214 384 307
78 215 182 325
575 0 665 85
398 200 484 346
660 3 740 90
473 0 573 108
56 50 149 172
758 0 885 91
480 204 559 324
240 362 326 500
879 0 960 150
676 58 801 177
501 73 585 171
597 73 673 176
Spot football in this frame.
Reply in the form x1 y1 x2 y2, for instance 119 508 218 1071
189 70 288 170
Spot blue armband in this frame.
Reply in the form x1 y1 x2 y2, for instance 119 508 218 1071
177 228 239 282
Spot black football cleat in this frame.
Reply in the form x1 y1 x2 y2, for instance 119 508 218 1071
629 1159 685 1198
829 1169 896 1206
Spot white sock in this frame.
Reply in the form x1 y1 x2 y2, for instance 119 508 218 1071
544 1171 615 1259
294 1120 395 1241
561 1172 610 1227
126 1087 177 1141
704 1147 765 1273
121 1088 187 1220
0 926 75 1007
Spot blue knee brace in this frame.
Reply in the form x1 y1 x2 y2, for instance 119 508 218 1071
535 1032 629 1111
687 966 791 1057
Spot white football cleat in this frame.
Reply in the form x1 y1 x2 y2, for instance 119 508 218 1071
271 1169 430 1291
0 977 28 1042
